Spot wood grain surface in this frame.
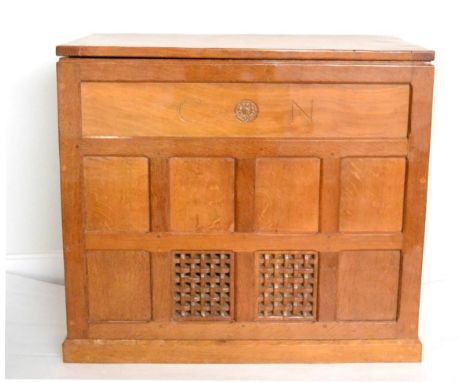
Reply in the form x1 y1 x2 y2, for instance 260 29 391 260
81 83 410 138
339 157 407 232
169 157 235 232
87 251 152 322
57 34 434 61
63 338 422 363
336 251 401 321
255 158 321 232
57 51 434 363
83 157 150 232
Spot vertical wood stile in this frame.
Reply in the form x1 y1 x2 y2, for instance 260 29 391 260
150 157 170 232
235 252 256 321
397 66 434 337
319 158 341 233
235 159 255 232
57 61 88 338
318 252 338 321
152 252 173 321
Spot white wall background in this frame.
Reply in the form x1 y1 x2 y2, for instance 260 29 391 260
3 0 468 286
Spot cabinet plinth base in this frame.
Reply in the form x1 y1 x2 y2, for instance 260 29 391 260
63 338 422 363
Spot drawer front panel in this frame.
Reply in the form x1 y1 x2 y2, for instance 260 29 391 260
81 83 410 138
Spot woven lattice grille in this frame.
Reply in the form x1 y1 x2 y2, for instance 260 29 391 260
257 251 318 319
174 251 232 319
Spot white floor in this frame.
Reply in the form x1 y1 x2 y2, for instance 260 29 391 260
5 272 467 381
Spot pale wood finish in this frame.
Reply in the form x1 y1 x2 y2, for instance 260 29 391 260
339 158 407 232
254 158 320 232
81 83 410 138
169 157 235 232
57 34 434 61
63 339 422 363
83 157 150 232
336 251 401 321
57 39 434 363
87 251 152 322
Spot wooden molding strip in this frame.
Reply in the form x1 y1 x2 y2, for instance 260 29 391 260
81 138 409 158
85 232 403 252
63 338 422 363
88 320 397 340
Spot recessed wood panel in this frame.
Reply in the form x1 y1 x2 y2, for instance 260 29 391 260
255 158 320 232
87 251 152 322
339 157 406 232
336 251 401 321
169 157 235 232
83 157 149 232
82 83 409 138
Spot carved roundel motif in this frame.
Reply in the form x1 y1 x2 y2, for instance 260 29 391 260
234 100 258 123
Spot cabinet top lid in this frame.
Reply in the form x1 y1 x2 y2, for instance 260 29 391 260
56 34 434 61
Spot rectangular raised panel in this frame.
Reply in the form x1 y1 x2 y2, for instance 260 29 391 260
87 251 151 322
83 157 149 232
339 157 406 232
336 251 400 321
256 251 318 320
255 158 320 232
82 83 409 138
169 158 235 232
174 251 233 320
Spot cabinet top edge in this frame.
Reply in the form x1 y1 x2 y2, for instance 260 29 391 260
56 34 435 61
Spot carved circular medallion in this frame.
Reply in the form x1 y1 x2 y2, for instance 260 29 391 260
234 100 258 123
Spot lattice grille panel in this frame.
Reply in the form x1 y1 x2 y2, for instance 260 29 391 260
257 251 318 320
174 251 233 320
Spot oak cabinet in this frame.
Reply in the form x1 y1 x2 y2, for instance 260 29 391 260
56 34 434 363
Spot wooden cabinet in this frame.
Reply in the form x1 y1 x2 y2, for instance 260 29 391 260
56 34 434 363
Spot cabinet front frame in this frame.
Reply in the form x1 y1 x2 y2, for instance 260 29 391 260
57 58 433 341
